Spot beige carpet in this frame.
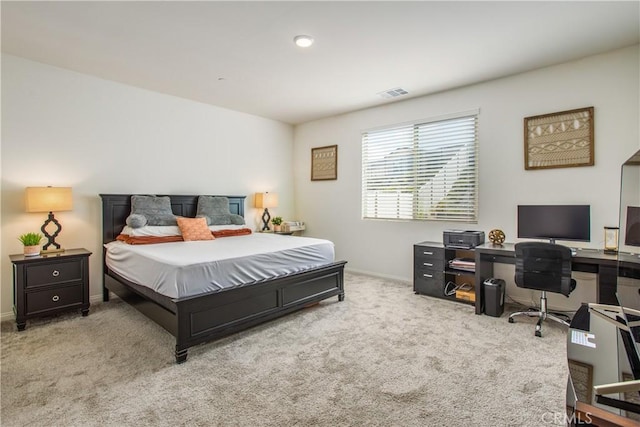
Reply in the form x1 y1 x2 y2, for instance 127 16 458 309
1 273 567 426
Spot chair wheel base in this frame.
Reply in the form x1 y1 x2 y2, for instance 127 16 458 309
508 317 514 323
535 330 542 337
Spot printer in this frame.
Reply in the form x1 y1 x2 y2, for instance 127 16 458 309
443 230 485 249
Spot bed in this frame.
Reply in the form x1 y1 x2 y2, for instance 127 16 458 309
100 194 346 363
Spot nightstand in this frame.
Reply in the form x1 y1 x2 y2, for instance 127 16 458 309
10 248 91 331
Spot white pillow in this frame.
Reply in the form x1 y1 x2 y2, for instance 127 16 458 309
121 224 251 237
121 225 181 237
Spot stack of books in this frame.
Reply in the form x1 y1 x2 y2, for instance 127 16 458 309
281 221 306 233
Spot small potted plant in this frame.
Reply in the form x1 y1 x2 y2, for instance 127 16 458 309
271 217 283 232
18 232 43 257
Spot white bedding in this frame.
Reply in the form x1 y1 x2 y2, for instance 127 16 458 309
120 224 249 237
104 233 335 299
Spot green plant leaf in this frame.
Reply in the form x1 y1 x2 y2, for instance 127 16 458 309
18 232 43 246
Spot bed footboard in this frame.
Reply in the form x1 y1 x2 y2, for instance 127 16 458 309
105 261 346 363
174 261 346 363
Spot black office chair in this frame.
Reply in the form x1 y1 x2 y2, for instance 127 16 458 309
508 242 576 337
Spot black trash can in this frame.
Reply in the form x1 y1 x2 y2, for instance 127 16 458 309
483 278 506 317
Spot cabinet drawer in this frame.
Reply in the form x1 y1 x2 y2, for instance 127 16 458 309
414 246 444 261
26 260 82 287
414 275 444 297
26 284 83 314
415 258 445 272
414 270 444 285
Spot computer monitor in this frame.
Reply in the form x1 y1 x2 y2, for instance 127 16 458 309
517 205 591 243
626 206 640 247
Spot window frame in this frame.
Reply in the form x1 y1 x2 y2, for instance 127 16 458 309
361 109 479 223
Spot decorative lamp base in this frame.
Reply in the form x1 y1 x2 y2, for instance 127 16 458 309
41 247 66 255
41 211 63 251
261 208 271 231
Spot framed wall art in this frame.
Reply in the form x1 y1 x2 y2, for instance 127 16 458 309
622 372 640 421
568 359 593 404
524 106 594 170
311 145 338 181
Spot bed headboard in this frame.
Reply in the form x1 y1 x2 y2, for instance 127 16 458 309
100 194 246 243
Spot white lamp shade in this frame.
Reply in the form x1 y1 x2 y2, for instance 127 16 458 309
254 192 278 209
25 187 73 213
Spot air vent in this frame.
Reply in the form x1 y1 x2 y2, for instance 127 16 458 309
377 87 409 99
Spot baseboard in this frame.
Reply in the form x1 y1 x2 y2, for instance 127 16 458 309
1 294 112 322
345 267 411 285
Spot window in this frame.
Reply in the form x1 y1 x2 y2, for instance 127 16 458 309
362 111 478 222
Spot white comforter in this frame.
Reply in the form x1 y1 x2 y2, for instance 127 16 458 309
104 232 335 299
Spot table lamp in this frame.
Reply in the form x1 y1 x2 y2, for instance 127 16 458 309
25 186 73 253
254 192 278 231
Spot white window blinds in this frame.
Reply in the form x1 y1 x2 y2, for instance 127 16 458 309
362 112 478 222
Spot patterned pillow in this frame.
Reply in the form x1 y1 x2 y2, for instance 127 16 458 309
176 217 214 241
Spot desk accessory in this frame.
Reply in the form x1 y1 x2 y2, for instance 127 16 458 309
488 229 505 245
604 226 619 254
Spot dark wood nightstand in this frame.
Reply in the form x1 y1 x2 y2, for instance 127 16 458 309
10 248 91 331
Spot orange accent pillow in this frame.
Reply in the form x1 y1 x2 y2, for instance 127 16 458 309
176 217 215 241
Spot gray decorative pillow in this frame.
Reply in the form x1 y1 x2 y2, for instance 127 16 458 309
125 213 147 228
196 196 245 226
126 195 177 228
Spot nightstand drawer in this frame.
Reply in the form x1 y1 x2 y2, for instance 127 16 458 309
26 260 82 287
26 284 83 314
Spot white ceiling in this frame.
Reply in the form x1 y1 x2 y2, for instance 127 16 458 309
2 1 639 125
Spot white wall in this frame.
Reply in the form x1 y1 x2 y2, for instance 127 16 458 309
293 45 640 311
1 54 294 318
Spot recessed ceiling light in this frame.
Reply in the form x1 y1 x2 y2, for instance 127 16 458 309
294 35 314 48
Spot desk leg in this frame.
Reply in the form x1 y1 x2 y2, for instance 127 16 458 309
597 265 618 305
475 255 494 315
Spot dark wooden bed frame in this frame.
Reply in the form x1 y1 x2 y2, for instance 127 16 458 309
100 194 346 363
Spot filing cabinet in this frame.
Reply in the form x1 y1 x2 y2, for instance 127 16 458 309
10 248 91 331
413 243 446 297
413 241 476 305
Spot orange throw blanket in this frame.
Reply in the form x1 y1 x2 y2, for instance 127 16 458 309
211 228 252 238
116 227 252 245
